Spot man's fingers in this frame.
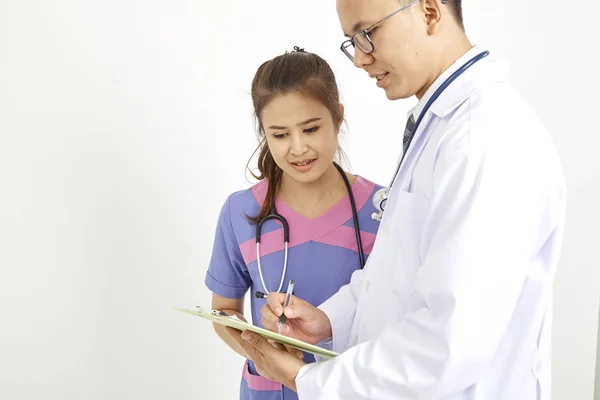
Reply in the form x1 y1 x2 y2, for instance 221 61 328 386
283 344 304 359
264 292 314 322
234 312 247 323
240 332 300 360
240 331 282 357
225 328 261 359
240 330 264 348
267 340 303 360
265 292 287 316
284 301 315 322
260 303 280 326
267 340 287 353
263 292 312 321
260 316 278 332
225 328 267 353
225 326 243 339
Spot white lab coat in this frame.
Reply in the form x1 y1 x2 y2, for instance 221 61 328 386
294 45 566 399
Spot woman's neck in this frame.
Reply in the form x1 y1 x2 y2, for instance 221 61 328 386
278 163 356 219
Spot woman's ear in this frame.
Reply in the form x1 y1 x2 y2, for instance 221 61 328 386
337 103 345 131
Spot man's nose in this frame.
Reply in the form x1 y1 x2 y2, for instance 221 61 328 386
353 47 374 69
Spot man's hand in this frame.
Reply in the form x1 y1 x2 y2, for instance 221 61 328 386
226 328 306 392
260 293 332 344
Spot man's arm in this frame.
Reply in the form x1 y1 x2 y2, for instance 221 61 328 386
317 267 366 354
295 125 564 399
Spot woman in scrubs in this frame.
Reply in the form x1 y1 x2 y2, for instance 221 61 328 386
204 47 383 400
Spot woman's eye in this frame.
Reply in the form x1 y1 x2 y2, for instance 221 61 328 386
273 133 287 139
305 126 319 134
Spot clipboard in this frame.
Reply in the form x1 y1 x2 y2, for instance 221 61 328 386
173 306 338 360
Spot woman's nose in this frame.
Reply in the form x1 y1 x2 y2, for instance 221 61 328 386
290 134 308 155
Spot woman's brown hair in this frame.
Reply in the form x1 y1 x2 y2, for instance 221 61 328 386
246 47 346 224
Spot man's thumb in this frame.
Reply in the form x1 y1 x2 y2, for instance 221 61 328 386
285 302 314 321
241 331 262 347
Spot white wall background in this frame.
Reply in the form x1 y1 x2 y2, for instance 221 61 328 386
1 1 598 399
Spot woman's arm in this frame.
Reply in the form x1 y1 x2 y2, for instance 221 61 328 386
211 293 250 359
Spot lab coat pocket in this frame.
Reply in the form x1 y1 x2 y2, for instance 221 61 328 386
391 189 430 297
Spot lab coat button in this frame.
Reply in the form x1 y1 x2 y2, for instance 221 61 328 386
365 281 371 291
532 359 542 379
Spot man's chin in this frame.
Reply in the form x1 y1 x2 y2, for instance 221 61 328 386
384 86 413 101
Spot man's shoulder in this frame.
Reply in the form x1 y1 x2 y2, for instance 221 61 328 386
447 81 548 144
440 82 562 178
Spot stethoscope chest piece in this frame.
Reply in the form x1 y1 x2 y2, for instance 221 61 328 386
370 50 490 223
371 187 389 222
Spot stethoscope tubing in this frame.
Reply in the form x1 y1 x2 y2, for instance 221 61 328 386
254 162 365 297
374 51 490 219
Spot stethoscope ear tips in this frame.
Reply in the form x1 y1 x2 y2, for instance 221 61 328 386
254 291 266 299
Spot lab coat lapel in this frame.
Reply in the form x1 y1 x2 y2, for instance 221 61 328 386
393 50 509 193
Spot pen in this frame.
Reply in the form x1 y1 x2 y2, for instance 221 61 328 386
278 280 294 335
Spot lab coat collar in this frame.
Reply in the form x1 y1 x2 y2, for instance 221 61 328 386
408 44 509 120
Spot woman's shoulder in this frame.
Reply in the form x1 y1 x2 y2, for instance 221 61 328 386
352 175 385 198
218 180 267 220
348 175 384 234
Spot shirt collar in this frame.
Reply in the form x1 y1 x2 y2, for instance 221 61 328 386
407 44 500 121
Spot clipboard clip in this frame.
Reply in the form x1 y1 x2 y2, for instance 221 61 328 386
194 305 226 316
195 306 247 323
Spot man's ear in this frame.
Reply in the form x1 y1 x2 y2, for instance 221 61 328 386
422 0 443 35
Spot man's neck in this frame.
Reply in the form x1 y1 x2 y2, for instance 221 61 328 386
416 33 473 100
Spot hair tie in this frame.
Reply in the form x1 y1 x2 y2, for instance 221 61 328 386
293 46 305 52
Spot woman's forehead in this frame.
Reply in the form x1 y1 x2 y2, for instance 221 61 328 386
261 93 330 126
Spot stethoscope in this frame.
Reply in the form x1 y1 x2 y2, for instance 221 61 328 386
254 162 366 299
371 50 490 222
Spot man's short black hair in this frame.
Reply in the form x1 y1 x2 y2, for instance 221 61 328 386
442 0 464 29
401 0 464 30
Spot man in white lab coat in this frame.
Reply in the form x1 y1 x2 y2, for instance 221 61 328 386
228 0 566 398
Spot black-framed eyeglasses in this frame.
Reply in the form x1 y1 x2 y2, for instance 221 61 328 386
340 0 422 62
